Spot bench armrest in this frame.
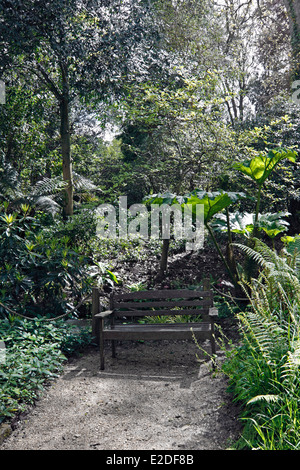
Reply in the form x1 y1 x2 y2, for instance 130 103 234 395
94 310 113 319
209 307 218 318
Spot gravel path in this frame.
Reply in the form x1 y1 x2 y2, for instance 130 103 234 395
0 340 241 450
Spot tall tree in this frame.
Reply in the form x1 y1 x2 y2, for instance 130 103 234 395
283 0 300 79
0 0 159 216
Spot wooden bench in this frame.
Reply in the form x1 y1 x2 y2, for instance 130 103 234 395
92 282 218 370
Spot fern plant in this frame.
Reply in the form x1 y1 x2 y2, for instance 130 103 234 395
0 154 97 215
223 239 300 449
236 239 300 321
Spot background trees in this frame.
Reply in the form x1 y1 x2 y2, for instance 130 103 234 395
0 0 160 215
0 0 299 222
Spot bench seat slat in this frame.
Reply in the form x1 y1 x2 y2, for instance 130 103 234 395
103 322 212 341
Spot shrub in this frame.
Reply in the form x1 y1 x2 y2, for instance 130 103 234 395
0 204 92 319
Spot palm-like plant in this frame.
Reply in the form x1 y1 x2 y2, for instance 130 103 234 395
0 154 97 215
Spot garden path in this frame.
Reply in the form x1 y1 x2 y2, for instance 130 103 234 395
0 339 241 450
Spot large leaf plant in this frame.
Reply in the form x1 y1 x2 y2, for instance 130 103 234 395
145 190 245 286
233 148 297 230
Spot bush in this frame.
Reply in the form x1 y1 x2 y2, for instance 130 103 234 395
0 204 93 319
0 317 92 423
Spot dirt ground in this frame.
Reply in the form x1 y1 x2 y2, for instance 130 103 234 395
0 337 242 451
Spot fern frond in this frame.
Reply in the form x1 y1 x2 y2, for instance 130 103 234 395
73 172 97 192
247 394 281 405
31 196 61 215
234 242 269 269
0 154 22 199
238 307 286 365
281 339 300 388
31 177 66 196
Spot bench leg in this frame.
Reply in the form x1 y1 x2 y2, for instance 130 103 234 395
211 335 216 369
99 319 105 370
211 334 216 356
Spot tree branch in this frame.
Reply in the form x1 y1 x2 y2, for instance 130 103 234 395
36 63 62 101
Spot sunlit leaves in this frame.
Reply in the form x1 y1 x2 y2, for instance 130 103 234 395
213 211 290 239
146 189 247 225
234 148 297 188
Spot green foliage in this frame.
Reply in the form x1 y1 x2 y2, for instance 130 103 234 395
0 318 92 423
118 73 239 198
213 211 290 239
0 76 59 187
183 190 246 224
48 208 98 253
234 148 297 227
0 204 92 319
233 148 297 187
257 212 290 239
145 189 247 227
223 240 300 449
138 314 202 325
145 189 247 286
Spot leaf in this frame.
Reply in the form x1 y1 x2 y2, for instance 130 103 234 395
213 212 255 234
144 190 246 225
106 270 118 284
184 190 246 224
233 148 297 187
144 192 185 205
213 211 290 239
257 212 290 239
247 394 281 405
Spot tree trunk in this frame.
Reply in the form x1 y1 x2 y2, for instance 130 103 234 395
60 62 73 218
283 1 300 232
284 0 300 78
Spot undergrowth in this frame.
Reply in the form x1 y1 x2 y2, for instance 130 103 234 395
222 238 300 450
0 318 92 424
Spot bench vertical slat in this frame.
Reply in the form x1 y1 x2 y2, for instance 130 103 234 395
99 317 105 370
92 287 105 370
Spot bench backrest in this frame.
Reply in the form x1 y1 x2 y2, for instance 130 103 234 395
110 289 214 321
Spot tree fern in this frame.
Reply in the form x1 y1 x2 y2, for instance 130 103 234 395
72 172 97 192
0 154 22 200
31 176 66 197
1 164 98 214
